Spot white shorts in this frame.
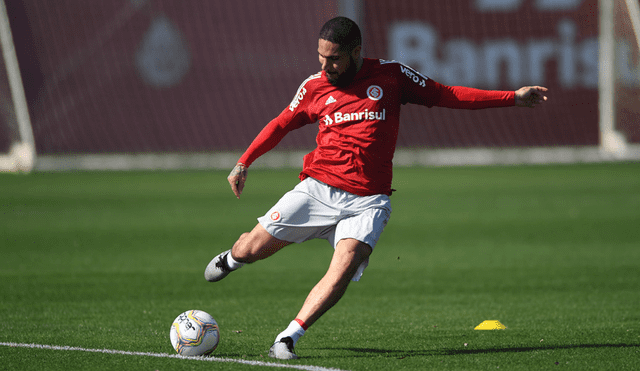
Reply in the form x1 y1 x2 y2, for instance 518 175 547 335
258 177 392 281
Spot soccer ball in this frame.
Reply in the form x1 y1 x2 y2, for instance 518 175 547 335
170 310 220 356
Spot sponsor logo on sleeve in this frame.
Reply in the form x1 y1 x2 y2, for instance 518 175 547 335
380 59 428 87
400 65 427 87
289 87 307 112
289 73 321 112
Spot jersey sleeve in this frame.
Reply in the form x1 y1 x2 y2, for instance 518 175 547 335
394 62 515 109
237 76 318 167
430 83 515 109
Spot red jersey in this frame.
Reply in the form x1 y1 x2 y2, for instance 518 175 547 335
238 58 515 196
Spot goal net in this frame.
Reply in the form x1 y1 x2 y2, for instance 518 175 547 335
2 0 639 171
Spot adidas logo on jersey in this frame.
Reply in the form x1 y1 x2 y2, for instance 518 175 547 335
325 96 337 105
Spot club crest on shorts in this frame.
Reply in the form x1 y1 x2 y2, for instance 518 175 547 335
367 85 383 101
270 211 281 222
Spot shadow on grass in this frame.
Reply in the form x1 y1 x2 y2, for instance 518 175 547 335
315 343 639 359
214 342 640 360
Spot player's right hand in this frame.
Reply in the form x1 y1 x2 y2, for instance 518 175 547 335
515 86 548 108
227 163 248 199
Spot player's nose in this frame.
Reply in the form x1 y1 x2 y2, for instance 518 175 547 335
320 58 328 71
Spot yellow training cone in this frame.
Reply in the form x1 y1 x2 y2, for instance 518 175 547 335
474 320 506 330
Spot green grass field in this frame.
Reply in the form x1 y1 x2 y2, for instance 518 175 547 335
1 163 639 370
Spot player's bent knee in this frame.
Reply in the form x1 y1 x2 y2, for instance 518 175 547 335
337 239 372 261
231 225 289 263
329 239 372 282
231 233 257 262
235 232 250 244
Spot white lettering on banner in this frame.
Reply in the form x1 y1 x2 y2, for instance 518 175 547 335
324 109 386 125
475 0 583 12
388 19 598 89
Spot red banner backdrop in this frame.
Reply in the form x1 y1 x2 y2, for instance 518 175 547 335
364 0 600 148
7 0 622 156
12 0 337 154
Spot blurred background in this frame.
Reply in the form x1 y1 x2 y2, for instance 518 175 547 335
0 0 638 171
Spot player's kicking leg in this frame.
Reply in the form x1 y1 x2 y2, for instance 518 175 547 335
204 223 291 282
268 238 372 359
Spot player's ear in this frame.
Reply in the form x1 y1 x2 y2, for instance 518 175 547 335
351 45 362 60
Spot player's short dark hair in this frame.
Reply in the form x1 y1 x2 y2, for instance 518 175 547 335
319 16 362 53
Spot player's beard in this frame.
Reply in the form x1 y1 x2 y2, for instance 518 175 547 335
326 55 357 88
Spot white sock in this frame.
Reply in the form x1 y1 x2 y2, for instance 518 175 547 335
226 253 245 270
275 320 306 346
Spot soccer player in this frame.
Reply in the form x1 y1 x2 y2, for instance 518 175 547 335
205 16 548 359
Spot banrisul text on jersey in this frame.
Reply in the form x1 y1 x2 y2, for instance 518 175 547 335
324 109 385 125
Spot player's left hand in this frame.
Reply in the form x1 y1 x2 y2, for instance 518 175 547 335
228 163 248 199
515 86 548 108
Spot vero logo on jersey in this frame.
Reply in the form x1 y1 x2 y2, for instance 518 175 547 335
400 65 427 87
289 87 307 112
289 73 321 112
323 109 386 125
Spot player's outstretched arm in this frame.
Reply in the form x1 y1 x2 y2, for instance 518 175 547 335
228 163 248 199
515 86 548 108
